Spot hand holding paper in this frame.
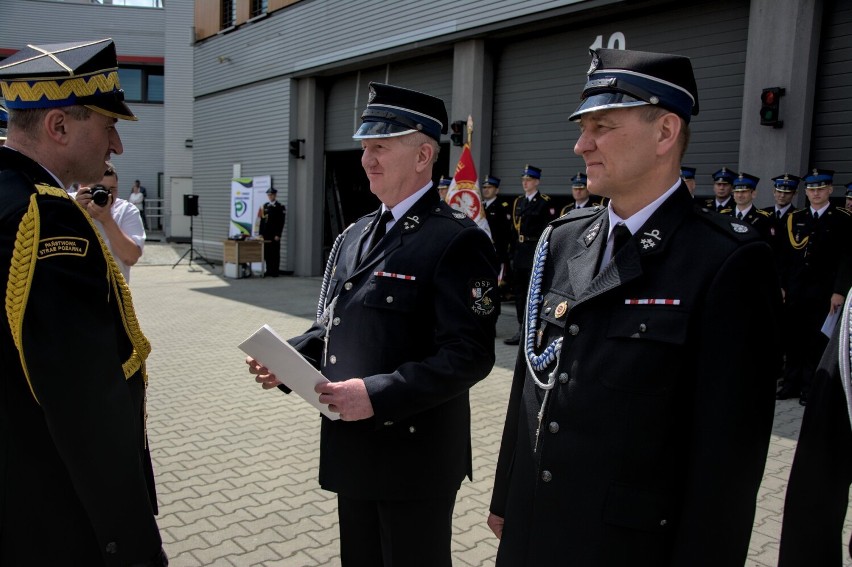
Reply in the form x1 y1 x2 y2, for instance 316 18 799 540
239 324 340 420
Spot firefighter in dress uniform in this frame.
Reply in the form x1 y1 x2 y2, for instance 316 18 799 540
560 172 607 215
488 48 781 566
726 172 773 240
482 175 513 297
258 186 286 277
703 167 736 212
506 165 557 345
0 39 166 565
777 169 852 405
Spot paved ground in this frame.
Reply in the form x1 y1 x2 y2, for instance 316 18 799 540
132 242 851 566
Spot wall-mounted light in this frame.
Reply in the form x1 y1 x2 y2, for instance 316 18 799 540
184 139 193 148
289 139 305 159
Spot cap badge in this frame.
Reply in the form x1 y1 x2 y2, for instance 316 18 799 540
368 86 376 103
649 96 659 105
813 168 819 175
587 51 600 75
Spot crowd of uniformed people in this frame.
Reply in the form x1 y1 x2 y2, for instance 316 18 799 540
471 162 852 407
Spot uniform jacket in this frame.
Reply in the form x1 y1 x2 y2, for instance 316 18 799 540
701 196 733 213
778 206 852 305
778 311 852 567
560 196 608 216
491 185 781 566
288 188 499 500
511 192 557 272
726 205 773 240
0 147 163 565
259 200 286 239
485 197 513 265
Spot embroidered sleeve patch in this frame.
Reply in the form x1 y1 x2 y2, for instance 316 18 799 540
470 278 497 316
37 237 89 259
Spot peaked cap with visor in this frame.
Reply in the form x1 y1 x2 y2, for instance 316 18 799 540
0 38 137 121
570 48 699 123
353 82 448 142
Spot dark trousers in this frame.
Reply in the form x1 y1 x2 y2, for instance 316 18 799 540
337 492 456 567
263 238 280 276
781 300 829 398
512 266 531 325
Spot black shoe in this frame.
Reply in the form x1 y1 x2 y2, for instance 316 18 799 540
503 333 520 346
798 397 808 407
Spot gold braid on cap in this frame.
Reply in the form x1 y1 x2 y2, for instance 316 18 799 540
0 70 120 104
5 183 151 404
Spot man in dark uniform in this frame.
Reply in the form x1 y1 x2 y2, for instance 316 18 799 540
703 167 736 212
506 165 557 345
762 173 800 240
726 172 773 240
0 39 166 566
258 186 286 277
777 169 852 404
560 172 606 215
437 175 451 201
488 48 781 566
482 175 513 295
248 82 498 566
680 166 696 194
778 295 852 566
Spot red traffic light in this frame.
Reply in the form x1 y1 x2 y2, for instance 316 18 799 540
762 91 776 105
760 87 785 128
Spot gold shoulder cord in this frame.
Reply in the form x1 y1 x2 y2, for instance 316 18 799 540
6 185 151 419
786 212 808 250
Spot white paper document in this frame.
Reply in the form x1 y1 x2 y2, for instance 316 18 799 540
238 324 339 420
822 309 840 339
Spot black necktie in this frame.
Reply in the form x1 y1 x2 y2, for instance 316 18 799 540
736 211 743 220
611 223 631 258
812 211 819 222
367 210 394 253
776 210 782 219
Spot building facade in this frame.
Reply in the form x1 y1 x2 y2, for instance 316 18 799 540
0 0 195 240
191 0 851 276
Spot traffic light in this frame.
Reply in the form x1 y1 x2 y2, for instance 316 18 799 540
450 120 465 146
289 138 304 159
760 87 785 128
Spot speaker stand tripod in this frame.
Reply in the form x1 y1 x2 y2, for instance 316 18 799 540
172 214 214 271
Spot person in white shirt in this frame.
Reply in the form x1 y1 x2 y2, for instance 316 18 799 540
74 163 145 281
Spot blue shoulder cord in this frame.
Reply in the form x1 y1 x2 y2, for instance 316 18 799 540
523 225 564 451
316 225 353 366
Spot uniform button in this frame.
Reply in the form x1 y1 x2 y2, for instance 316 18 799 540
568 324 579 336
639 323 647 333
333 317 341 326
384 420 394 426
344 282 353 290
660 519 668 526
548 421 559 434
558 372 569 384
544 307 552 314
541 470 553 483
329 355 337 364
386 296 394 304
105 542 118 554
409 426 416 433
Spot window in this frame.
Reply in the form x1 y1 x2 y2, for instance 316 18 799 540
221 0 236 29
118 66 164 104
250 0 268 18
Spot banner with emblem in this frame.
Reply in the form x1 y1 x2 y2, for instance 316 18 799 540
229 175 271 237
445 117 491 239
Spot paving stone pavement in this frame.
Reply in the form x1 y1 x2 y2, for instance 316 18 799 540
129 243 852 566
